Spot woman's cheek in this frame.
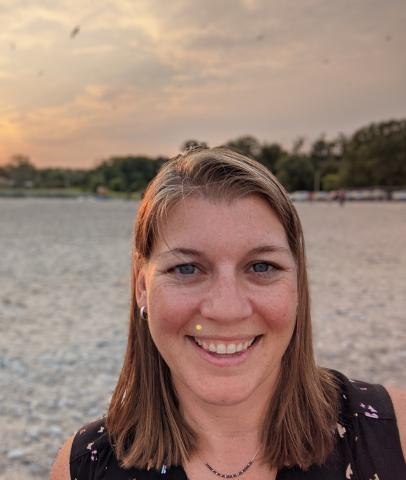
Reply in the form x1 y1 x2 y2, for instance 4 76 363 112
149 288 197 330
260 287 298 331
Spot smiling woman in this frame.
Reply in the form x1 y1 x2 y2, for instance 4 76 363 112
50 147 406 480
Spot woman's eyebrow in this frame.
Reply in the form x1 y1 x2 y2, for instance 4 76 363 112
157 245 290 259
248 245 291 255
157 247 203 259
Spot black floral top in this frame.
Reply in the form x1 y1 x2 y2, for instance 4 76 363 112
70 371 406 479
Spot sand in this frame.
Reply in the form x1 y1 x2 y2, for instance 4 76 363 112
0 198 405 479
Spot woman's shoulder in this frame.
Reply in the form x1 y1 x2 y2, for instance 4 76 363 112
385 386 406 459
329 370 406 477
69 417 186 479
50 435 75 480
69 417 122 479
331 369 397 420
70 417 110 463
51 420 107 480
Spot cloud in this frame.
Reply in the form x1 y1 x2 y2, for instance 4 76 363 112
0 0 405 166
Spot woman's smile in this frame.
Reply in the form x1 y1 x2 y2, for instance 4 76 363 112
191 335 258 354
186 334 263 368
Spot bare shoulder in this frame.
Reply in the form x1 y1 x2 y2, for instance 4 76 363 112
386 386 406 460
49 435 74 480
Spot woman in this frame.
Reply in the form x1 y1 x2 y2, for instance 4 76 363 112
51 147 406 479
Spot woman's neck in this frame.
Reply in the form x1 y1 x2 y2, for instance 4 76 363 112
176 379 273 461
180 392 276 480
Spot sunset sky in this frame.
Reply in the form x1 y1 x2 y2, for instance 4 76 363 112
0 0 405 168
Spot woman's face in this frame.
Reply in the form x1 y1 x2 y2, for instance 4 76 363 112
136 194 298 407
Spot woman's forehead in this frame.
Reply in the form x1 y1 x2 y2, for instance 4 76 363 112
152 194 291 256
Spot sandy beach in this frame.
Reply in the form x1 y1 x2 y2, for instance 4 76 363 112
0 198 405 479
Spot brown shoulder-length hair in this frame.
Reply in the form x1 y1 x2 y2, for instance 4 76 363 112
107 147 339 470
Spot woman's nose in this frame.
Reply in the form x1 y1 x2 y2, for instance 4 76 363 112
200 272 253 323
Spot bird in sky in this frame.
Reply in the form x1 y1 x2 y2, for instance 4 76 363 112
70 25 81 38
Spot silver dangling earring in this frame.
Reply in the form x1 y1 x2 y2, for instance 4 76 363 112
140 306 148 320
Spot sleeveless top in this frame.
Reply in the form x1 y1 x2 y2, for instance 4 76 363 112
70 371 406 479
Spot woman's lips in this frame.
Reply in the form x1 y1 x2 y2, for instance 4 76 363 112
193 336 256 354
187 335 262 367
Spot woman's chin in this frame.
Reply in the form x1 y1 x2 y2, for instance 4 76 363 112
185 379 262 407
203 393 252 407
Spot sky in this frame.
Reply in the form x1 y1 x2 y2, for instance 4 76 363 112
0 0 405 168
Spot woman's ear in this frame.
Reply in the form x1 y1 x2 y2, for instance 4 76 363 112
134 255 148 309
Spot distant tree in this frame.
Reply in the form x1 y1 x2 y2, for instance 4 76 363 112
89 155 167 193
3 118 404 193
309 135 342 190
258 143 285 173
68 169 90 189
322 173 341 191
38 169 68 188
225 135 261 158
36 168 89 189
108 177 125 192
292 137 305 154
340 119 406 187
6 155 37 187
0 165 8 178
275 154 314 192
87 172 106 192
310 136 330 168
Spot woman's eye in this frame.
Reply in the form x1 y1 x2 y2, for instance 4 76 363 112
174 264 197 275
251 262 274 273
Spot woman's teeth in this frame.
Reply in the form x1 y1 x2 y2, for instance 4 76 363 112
193 337 256 354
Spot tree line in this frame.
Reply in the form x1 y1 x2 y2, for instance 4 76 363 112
1 119 405 194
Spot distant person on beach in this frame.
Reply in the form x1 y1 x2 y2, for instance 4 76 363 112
51 148 406 479
338 189 346 206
